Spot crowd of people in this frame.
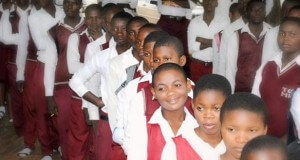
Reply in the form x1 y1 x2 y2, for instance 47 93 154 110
0 0 299 160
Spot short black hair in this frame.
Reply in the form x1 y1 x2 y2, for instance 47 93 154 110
280 17 300 27
230 3 239 14
220 92 268 126
139 23 161 33
85 4 101 16
144 31 169 47
126 16 149 30
153 35 184 57
246 0 265 12
102 3 123 18
241 135 288 160
193 74 232 100
111 11 133 25
152 63 187 87
288 5 300 15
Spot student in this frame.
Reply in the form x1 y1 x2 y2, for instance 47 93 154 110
136 63 199 159
262 1 300 65
252 17 300 140
213 2 241 74
0 0 32 135
220 93 268 160
240 135 288 160
189 74 231 160
66 4 108 160
126 35 194 160
226 0 271 92
215 0 238 22
113 31 168 155
217 0 251 76
188 0 229 82
69 11 132 160
24 0 64 158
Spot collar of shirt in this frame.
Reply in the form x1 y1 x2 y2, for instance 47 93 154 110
121 47 138 68
241 22 271 42
59 16 85 32
137 61 147 76
148 107 198 160
39 6 65 29
272 52 300 72
16 5 31 16
139 71 152 84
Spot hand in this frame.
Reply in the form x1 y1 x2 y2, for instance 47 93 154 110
83 108 92 126
46 96 58 118
96 97 104 108
88 27 101 40
16 81 24 93
196 37 212 50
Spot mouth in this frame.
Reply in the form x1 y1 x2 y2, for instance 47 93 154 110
167 97 179 105
202 123 216 130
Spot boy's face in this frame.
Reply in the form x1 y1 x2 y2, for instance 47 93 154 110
193 90 226 135
288 9 300 18
278 22 300 54
136 28 152 59
104 10 119 34
86 10 102 31
16 0 29 8
221 109 267 160
127 21 145 48
229 10 241 23
202 0 218 12
245 149 287 160
152 46 186 71
63 0 81 18
112 19 128 45
37 0 51 8
142 42 155 72
247 2 265 25
238 0 251 16
152 69 191 112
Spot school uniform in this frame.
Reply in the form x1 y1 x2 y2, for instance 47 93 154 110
47 18 87 159
27 6 64 155
217 17 246 76
212 30 223 74
0 6 31 135
129 107 199 160
67 30 108 160
188 15 229 82
157 0 193 59
225 22 271 92
252 53 300 138
262 26 280 64
69 45 129 160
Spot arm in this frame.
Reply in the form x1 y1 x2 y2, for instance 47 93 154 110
291 88 300 139
187 18 200 55
225 32 239 91
67 33 83 74
0 10 19 45
196 36 212 50
251 65 264 97
212 34 219 74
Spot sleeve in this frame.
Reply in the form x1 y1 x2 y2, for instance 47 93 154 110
69 54 100 97
212 34 219 74
261 28 279 64
291 88 300 139
67 33 83 74
251 64 265 97
0 10 19 45
217 28 233 76
187 17 200 55
16 15 30 81
225 32 239 91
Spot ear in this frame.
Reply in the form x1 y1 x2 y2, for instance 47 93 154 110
186 79 192 94
179 55 186 67
151 86 156 98
263 126 268 135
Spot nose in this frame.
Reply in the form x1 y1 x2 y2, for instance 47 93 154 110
203 109 214 119
235 131 248 145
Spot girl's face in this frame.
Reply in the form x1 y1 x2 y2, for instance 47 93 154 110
152 69 191 112
278 21 300 54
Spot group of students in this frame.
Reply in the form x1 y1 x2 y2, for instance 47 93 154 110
0 0 300 160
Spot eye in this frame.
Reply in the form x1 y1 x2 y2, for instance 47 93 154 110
249 129 257 133
164 58 171 62
174 83 182 88
158 87 165 92
144 53 150 57
196 106 204 112
227 128 235 132
213 106 221 112
153 58 159 63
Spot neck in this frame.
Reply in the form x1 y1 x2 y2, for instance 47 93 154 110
162 108 185 135
132 48 141 62
194 127 222 148
249 22 263 39
143 63 150 73
203 10 215 25
116 42 131 55
242 16 248 23
44 3 55 17
221 152 239 160
18 4 29 10
64 15 81 28
106 32 112 42
282 51 300 67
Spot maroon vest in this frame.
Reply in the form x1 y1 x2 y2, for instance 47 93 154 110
260 61 300 138
50 23 87 83
0 11 14 65
146 123 202 160
235 30 265 92
7 11 19 63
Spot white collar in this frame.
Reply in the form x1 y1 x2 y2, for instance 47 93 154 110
241 22 271 41
59 16 85 32
16 5 31 15
137 61 147 76
139 71 152 83
272 52 300 70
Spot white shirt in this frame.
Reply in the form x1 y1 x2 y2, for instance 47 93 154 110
0 6 31 81
291 88 300 138
252 53 300 97
157 0 194 19
215 0 237 23
0 3 15 43
186 130 226 160
106 47 138 131
225 22 271 91
262 26 280 64
128 107 198 160
188 15 229 62
217 17 246 76
28 6 65 96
